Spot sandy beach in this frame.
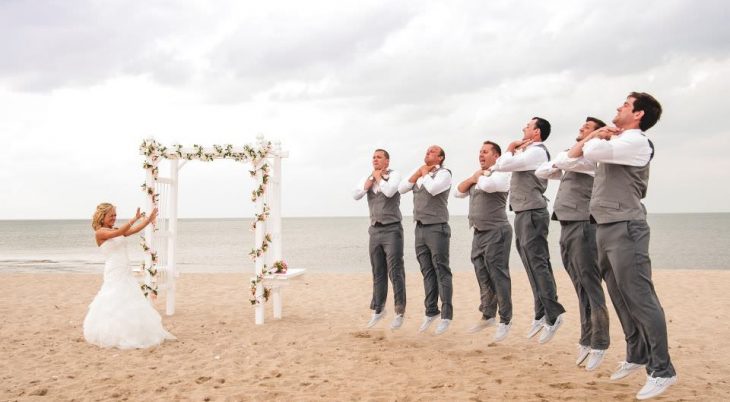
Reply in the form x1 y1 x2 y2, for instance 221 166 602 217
1 269 728 401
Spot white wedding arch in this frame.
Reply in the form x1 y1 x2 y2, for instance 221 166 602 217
138 135 304 325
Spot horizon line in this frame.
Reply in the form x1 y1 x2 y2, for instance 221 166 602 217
2 211 729 221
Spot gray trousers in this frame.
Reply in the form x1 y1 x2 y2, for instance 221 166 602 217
597 220 675 378
471 224 513 324
368 223 406 315
514 208 565 325
559 221 610 349
415 222 453 319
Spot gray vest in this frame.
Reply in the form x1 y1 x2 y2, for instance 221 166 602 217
509 144 550 212
552 171 594 221
590 140 653 224
367 181 402 226
468 186 509 230
413 168 451 224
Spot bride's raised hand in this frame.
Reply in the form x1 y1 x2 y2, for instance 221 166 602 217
134 207 142 221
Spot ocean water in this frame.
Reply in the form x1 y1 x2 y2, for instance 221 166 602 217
0 214 728 274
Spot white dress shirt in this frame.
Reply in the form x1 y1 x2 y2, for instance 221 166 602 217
398 166 451 195
454 171 511 198
535 150 596 181
491 142 549 172
352 170 402 200
583 129 652 167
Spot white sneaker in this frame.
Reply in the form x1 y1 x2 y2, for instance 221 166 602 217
366 309 386 328
418 315 437 333
636 375 677 400
434 319 451 335
576 344 591 365
586 349 606 371
610 361 645 380
390 314 404 330
493 322 512 342
538 314 564 344
526 317 545 338
468 317 496 334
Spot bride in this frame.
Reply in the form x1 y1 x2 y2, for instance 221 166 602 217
84 202 176 349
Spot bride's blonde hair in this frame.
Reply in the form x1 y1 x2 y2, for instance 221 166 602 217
92 203 115 230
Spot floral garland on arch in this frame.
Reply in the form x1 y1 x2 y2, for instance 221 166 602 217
138 138 278 301
248 259 288 305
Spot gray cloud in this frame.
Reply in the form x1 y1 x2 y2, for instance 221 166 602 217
0 0 210 90
3 0 729 101
2 0 729 218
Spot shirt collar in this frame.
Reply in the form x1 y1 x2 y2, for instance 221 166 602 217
514 141 541 154
619 128 644 136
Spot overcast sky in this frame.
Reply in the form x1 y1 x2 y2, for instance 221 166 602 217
2 0 729 219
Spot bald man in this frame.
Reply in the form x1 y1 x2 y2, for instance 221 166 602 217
399 145 453 335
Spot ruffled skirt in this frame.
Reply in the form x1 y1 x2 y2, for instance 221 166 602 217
83 274 176 349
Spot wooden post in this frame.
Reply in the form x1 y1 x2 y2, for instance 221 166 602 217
271 141 283 319
264 161 273 269
254 161 265 325
272 288 282 319
143 154 156 298
271 141 283 264
166 159 179 316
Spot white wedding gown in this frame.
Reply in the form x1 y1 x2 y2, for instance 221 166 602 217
83 236 175 349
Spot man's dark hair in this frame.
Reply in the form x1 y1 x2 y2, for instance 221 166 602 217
629 92 662 131
483 140 502 156
438 147 445 166
374 149 390 159
532 117 551 141
586 116 606 129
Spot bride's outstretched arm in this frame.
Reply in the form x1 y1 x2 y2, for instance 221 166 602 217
125 208 158 236
96 209 142 243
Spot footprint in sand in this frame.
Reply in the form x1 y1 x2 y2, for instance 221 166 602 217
30 389 48 396
548 382 576 389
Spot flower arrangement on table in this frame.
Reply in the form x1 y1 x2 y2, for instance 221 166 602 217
248 259 290 304
272 260 288 274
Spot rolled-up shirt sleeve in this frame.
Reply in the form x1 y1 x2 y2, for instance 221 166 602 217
352 177 368 200
553 154 596 176
583 130 652 167
492 145 548 172
422 169 452 195
454 188 469 198
378 170 401 198
476 171 510 193
398 169 418 194
535 161 561 180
